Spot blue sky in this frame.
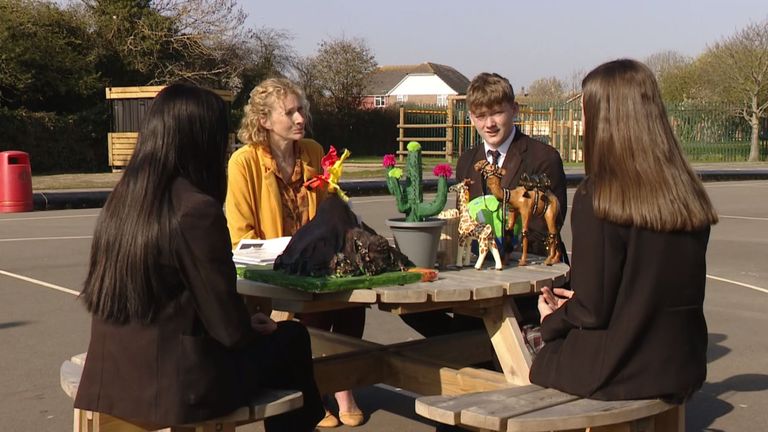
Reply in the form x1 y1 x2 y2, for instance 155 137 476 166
241 0 766 90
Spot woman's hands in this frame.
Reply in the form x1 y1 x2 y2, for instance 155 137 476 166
251 312 278 335
538 287 573 323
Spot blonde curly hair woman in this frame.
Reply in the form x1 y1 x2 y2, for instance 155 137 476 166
226 78 366 428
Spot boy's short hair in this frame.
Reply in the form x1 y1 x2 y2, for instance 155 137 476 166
466 73 515 112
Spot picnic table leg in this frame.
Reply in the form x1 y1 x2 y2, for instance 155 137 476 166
270 310 294 321
481 299 532 386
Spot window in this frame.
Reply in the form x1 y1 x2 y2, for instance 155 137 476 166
437 95 448 106
374 95 386 107
396 94 408 104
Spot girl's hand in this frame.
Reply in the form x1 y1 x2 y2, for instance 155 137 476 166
538 287 574 323
251 312 278 335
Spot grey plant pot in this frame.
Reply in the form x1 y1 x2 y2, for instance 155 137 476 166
385 217 446 268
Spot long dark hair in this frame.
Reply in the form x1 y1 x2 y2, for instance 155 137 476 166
80 84 229 323
581 59 718 232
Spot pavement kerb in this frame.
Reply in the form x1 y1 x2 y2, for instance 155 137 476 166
26 167 768 211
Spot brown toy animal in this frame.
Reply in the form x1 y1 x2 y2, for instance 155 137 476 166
473 160 561 266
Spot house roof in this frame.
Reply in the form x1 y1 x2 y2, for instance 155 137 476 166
365 62 470 95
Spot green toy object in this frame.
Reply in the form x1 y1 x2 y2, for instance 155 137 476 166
383 141 450 222
237 265 422 293
467 195 521 238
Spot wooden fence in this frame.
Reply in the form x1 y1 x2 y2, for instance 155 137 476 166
105 86 234 171
398 97 768 162
396 96 584 163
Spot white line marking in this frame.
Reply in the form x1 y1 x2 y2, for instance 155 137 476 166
0 214 99 222
719 215 768 222
0 270 79 296
707 275 768 294
705 182 768 188
0 236 93 242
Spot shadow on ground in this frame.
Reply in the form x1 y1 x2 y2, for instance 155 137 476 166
686 333 768 431
0 320 31 330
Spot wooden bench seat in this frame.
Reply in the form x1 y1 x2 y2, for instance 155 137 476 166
415 384 683 432
60 355 303 432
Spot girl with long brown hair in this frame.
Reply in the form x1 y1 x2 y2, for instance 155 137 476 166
530 59 718 403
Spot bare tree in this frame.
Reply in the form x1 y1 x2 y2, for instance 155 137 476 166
80 0 249 87
699 19 768 161
564 68 587 97
230 27 297 108
526 76 566 102
644 50 691 78
245 27 296 80
309 36 377 113
291 55 320 103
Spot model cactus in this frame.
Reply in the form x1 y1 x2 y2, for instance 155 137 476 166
383 141 452 222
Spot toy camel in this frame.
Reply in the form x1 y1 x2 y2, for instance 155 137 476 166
473 160 561 266
450 179 502 270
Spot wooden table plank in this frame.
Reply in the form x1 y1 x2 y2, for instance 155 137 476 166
314 288 378 303
499 266 557 290
237 279 313 301
440 272 506 299
417 276 478 302
373 283 431 303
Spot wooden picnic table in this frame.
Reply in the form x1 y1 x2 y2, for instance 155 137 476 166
237 260 570 396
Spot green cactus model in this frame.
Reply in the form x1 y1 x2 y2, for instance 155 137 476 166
382 141 451 222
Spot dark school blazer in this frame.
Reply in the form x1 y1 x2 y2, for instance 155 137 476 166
529 179 710 401
455 130 567 255
75 178 258 425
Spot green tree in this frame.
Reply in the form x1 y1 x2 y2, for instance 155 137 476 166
0 0 100 112
644 51 701 103
698 19 768 161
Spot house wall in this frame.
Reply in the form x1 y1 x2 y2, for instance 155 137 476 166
360 95 377 109
387 95 442 105
389 75 457 96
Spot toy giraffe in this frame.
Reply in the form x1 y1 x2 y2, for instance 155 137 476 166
474 160 561 266
450 179 503 270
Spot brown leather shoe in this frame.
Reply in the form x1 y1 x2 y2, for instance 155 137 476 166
339 409 365 427
317 410 339 428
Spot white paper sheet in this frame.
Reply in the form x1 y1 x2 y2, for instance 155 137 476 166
232 236 291 265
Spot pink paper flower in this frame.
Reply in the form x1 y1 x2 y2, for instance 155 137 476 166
382 154 397 168
433 163 453 178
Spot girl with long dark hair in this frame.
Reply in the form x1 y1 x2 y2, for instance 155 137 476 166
76 84 323 431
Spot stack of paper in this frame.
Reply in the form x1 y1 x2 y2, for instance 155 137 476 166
232 236 292 266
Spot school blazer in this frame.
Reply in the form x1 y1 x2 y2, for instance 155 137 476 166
455 131 568 244
530 180 710 401
75 178 258 425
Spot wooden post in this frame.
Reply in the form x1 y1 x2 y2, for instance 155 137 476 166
399 107 406 162
567 108 574 163
548 107 555 148
446 99 454 162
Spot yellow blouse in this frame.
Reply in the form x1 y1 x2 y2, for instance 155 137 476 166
225 138 327 249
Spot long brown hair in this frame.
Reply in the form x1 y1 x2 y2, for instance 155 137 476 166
80 84 230 323
581 59 718 231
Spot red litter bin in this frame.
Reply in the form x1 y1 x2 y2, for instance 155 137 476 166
0 151 33 212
